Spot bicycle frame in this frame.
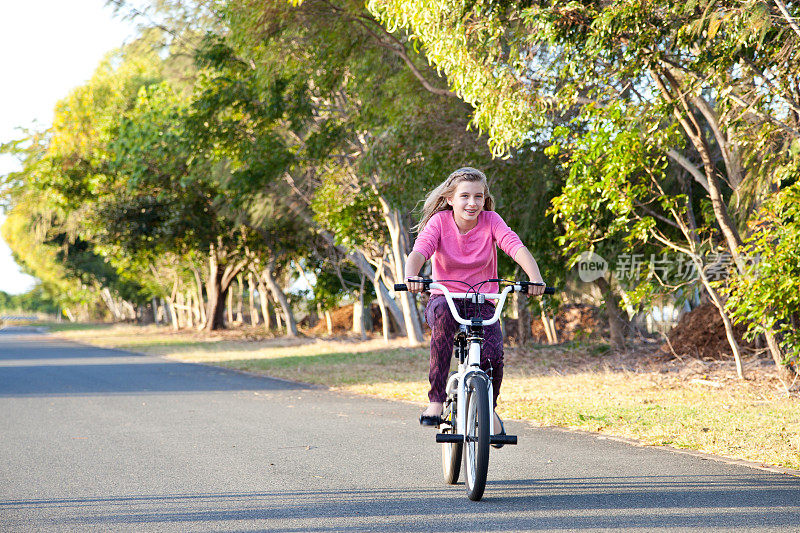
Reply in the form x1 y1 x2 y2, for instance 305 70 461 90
396 277 552 499
429 282 518 438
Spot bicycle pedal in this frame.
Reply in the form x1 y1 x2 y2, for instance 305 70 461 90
435 433 464 443
489 434 518 446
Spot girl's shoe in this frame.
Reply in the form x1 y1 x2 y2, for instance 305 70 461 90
419 402 444 427
419 413 443 427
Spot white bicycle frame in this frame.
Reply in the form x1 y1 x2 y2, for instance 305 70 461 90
429 282 519 439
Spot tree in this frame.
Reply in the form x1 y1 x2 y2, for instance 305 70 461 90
0 285 59 315
725 175 800 383
208 0 565 345
369 0 800 376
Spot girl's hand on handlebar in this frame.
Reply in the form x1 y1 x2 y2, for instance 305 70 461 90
407 277 425 293
525 282 546 297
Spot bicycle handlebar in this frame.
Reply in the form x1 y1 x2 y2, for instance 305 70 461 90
393 281 555 295
394 279 556 327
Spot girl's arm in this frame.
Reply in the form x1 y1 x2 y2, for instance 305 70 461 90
404 251 427 293
513 247 546 296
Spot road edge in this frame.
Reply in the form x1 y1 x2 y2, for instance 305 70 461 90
45 329 800 478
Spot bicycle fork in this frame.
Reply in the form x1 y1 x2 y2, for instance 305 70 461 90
450 339 494 438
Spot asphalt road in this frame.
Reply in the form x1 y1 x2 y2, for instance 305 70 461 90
1 327 798 532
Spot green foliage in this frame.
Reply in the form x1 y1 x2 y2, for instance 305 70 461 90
548 102 696 308
311 169 387 252
0 285 59 314
0 29 206 315
368 0 544 157
369 0 800 336
309 269 365 312
218 0 564 279
725 179 800 364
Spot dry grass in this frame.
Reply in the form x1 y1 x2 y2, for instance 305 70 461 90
53 323 800 470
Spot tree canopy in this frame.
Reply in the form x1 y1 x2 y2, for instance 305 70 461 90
2 0 798 379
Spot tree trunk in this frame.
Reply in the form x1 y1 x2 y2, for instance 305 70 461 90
352 250 405 335
695 265 746 379
235 274 244 324
159 298 169 325
274 299 283 331
352 274 367 340
372 275 390 343
765 331 798 388
375 260 407 335
204 250 227 331
256 277 272 331
203 244 248 332
191 265 207 327
379 202 424 345
352 298 364 336
177 292 188 328
122 300 135 321
189 291 198 328
204 274 228 331
690 94 791 380
192 289 203 327
541 308 558 344
63 307 76 322
165 297 179 330
226 287 234 326
594 276 628 350
262 258 297 337
247 272 258 326
152 298 161 324
283 193 407 335
100 288 123 322
325 310 333 335
513 289 531 345
185 291 195 328
294 261 319 326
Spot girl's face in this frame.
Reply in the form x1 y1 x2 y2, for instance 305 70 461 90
447 180 486 229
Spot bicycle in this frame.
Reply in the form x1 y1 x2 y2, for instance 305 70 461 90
395 278 555 501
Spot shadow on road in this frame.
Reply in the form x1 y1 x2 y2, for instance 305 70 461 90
2 475 798 530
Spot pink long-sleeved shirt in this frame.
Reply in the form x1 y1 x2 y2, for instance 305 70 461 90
411 210 525 294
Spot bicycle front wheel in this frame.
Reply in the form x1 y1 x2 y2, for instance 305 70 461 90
463 373 490 501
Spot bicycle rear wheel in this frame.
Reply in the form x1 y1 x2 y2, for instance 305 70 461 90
441 425 462 484
441 375 461 484
464 373 490 501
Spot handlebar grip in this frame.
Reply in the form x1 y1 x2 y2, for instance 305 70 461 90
519 282 556 295
394 284 408 292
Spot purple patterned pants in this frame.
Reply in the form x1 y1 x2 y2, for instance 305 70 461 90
425 294 504 408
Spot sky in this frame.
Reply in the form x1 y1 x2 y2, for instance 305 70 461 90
0 1 140 294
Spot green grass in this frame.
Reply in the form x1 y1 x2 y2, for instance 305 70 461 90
219 347 429 388
35 321 116 332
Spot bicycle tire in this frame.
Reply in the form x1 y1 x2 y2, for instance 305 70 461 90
464 373 490 501
441 373 462 484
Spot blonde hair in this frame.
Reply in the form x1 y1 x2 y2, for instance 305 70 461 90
414 167 495 232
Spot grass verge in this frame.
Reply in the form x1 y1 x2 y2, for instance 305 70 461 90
52 323 800 471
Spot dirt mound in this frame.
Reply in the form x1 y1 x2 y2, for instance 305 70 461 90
532 303 600 343
662 303 753 360
308 304 387 335
506 303 600 343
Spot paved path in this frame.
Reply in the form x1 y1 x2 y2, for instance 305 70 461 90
1 328 798 531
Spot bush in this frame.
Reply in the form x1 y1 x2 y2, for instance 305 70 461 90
724 182 800 365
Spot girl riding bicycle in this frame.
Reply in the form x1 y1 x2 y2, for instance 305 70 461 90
404 167 546 429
